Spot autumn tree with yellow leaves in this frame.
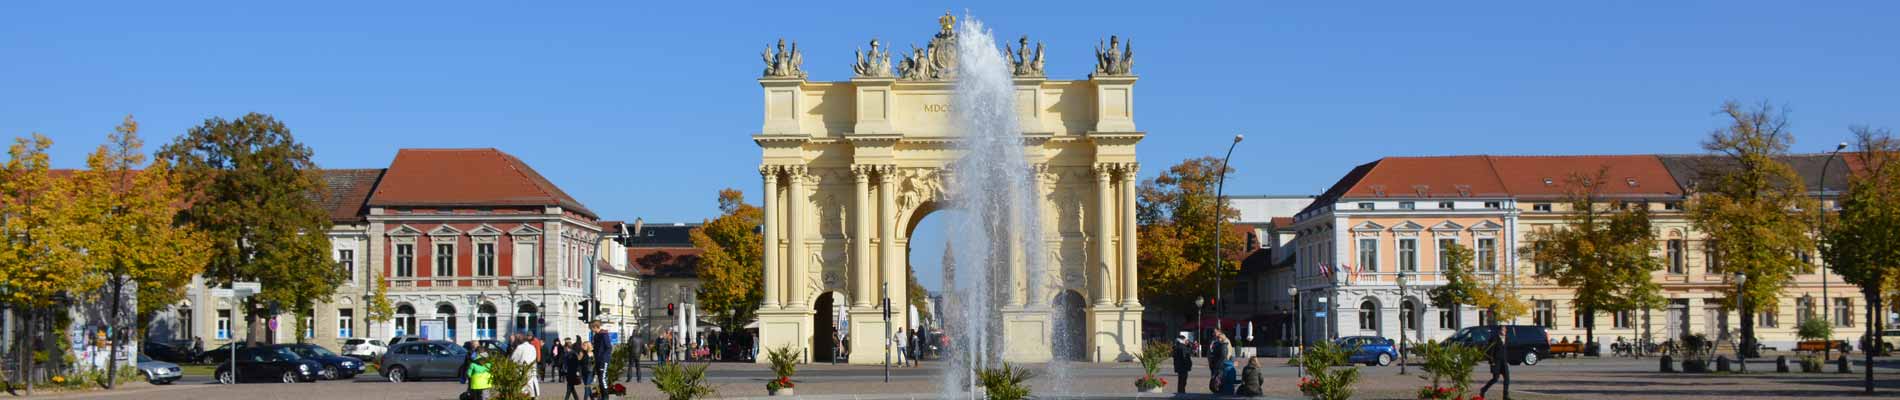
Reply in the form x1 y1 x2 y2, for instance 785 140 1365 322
1136 157 1249 316
691 189 764 333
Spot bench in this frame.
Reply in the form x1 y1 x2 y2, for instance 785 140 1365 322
1795 340 1851 353
1549 343 1583 358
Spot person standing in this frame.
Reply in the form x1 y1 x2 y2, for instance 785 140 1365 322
532 334 548 382
1171 332 1195 394
507 333 540 398
1207 331 1232 393
465 350 493 400
576 342 596 400
892 329 908 367
590 322 612 400
908 328 922 366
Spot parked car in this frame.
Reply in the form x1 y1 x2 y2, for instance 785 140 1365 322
285 343 365 380
200 342 246 364
341 338 386 360
1333 336 1400 366
141 340 199 364
214 345 322 384
135 354 182 384
1447 325 1551 366
386 335 425 349
472 339 506 355
379 340 469 383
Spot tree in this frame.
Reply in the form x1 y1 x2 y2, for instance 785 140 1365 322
1520 168 1667 355
1135 157 1248 316
0 134 90 395
1428 242 1527 398
157 113 341 342
906 270 931 325
690 189 763 333
1820 125 1899 393
65 116 212 388
1686 101 1815 357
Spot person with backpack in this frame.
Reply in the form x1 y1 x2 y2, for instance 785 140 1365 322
465 348 492 400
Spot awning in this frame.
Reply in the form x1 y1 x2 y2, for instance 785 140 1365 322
1181 317 1245 330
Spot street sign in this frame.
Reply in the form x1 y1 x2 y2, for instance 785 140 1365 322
1315 312 1327 318
210 288 234 298
233 282 260 292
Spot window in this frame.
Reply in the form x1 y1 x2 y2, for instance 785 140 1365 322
477 243 496 276
1400 300 1418 331
338 249 355 282
216 310 231 340
515 303 538 333
1476 238 1497 272
1358 238 1379 272
394 305 416 337
477 304 498 339
303 310 314 339
1438 201 1455 209
1357 202 1374 210
1664 202 1683 211
1758 310 1777 328
1667 240 1685 274
1438 307 1458 329
1835 298 1854 327
1573 303 1584 328
1703 241 1720 273
1534 300 1555 328
338 309 354 338
1797 251 1814 274
1533 242 1552 275
1797 296 1816 323
178 308 194 341
1437 238 1457 270
1483 201 1502 209
395 244 415 277
1358 300 1380 331
1399 201 1415 210
1614 310 1634 329
435 243 455 277
1398 239 1418 272
1532 203 1552 212
438 304 458 340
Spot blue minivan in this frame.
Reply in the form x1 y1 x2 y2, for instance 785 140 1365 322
1334 336 1400 366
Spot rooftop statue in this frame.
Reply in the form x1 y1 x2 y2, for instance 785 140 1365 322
852 39 893 78
1093 35 1134 76
900 12 960 80
1007 35 1046 77
762 38 806 78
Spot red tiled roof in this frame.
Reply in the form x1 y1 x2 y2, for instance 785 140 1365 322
368 149 596 218
1303 154 1688 215
1342 156 1509 199
629 247 702 278
1269 217 1295 227
320 169 385 222
1489 155 1682 199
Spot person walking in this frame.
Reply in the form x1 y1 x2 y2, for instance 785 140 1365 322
459 341 477 384
908 328 923 366
465 350 493 400
591 322 613 400
564 342 587 400
1479 327 1511 399
509 333 540 398
1171 332 1195 394
546 338 565 383
532 334 548 382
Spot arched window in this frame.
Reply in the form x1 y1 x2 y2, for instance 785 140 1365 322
437 304 458 341
394 305 417 337
478 303 498 339
1400 299 1418 331
1358 299 1380 331
515 302 538 336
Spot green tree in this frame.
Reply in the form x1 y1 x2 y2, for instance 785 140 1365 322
1520 168 1667 354
1686 101 1815 356
690 189 763 333
66 116 213 388
1820 126 1899 393
0 134 90 395
1136 157 1247 316
157 113 341 342
1428 243 1527 322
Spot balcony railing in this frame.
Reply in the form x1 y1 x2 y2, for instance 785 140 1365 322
386 276 545 289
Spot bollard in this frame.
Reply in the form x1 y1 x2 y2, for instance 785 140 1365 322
1660 355 1675 373
1715 356 1731 372
1775 356 1789 373
1836 355 1852 373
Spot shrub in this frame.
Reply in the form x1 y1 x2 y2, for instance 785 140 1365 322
976 363 1035 400
1799 355 1823 372
1414 341 1485 399
607 341 638 386
1297 341 1360 400
653 362 715 400
1797 318 1832 342
1681 334 1710 360
765 345 798 391
1135 340 1170 390
481 353 533 400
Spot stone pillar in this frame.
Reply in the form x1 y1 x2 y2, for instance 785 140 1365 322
852 166 873 308
877 166 900 307
761 166 781 309
1120 163 1140 307
1028 164 1049 305
1007 173 1026 307
1092 164 1114 306
787 166 809 308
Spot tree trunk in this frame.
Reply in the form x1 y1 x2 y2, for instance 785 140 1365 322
105 277 124 389
1864 287 1878 394
1583 307 1597 357
21 309 34 396
1739 300 1758 358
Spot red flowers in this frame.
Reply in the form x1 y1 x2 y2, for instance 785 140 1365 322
608 383 627 395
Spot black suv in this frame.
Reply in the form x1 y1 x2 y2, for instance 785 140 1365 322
1447 325 1551 366
215 345 322 384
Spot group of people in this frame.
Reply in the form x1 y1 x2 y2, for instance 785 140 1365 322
464 321 618 400
824 327 928 365
1170 330 1265 397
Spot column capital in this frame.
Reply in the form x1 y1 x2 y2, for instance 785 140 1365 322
759 164 781 178
850 164 874 180
1118 162 1140 179
1092 163 1115 179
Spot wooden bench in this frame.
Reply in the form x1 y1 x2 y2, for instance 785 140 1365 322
1795 340 1850 353
1549 343 1583 358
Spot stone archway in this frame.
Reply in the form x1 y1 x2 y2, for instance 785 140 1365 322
751 16 1144 364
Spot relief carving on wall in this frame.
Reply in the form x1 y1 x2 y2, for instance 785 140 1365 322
896 168 949 215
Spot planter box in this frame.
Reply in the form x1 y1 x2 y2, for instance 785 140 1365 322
1681 359 1710 373
769 388 795 396
1139 386 1164 393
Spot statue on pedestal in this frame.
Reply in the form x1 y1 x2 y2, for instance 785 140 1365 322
853 39 893 78
1007 35 1046 77
762 38 806 78
1093 35 1134 76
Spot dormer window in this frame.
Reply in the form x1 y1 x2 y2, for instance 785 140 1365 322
1438 201 1455 209
1483 201 1502 209
1357 202 1374 210
1399 201 1415 210
1533 203 1552 212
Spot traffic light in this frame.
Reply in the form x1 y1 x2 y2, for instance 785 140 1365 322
666 303 675 316
578 301 591 323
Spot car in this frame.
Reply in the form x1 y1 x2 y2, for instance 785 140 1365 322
471 339 506 355
385 335 425 350
341 338 386 360
214 345 322 384
1333 336 1400 366
141 340 199 364
1447 325 1552 366
380 340 470 383
200 342 247 364
285 343 366 380
135 354 182 384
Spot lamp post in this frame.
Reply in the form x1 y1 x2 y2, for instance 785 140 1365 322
1289 285 1301 377
506 279 520 337
1735 272 1747 373
1211 134 1244 334
1816 142 1845 362
1195 296 1206 357
590 222 631 339
1397 271 1409 375
618 288 628 345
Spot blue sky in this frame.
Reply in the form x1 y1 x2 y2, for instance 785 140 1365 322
5 1 1896 289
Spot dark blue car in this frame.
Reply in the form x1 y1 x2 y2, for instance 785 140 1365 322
1335 336 1399 366
284 343 366 380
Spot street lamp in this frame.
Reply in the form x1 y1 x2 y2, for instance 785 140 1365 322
1735 272 1748 373
506 278 519 337
1211 134 1244 335
1288 285 1301 377
590 222 631 340
618 288 628 344
1397 271 1409 375
1195 296 1206 357
1816 142 1846 361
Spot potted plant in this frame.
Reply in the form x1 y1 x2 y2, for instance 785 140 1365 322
1297 340 1361 400
653 362 715 400
1413 340 1485 400
1798 355 1823 373
1679 334 1710 373
765 345 798 396
977 363 1035 400
1134 340 1170 393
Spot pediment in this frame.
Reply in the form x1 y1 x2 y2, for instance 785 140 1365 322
509 224 545 236
1349 221 1385 232
1470 220 1505 231
387 225 424 236
1430 221 1465 232
468 224 504 236
428 225 464 236
1390 221 1425 232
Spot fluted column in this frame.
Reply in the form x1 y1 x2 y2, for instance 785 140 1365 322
1028 164 1049 305
1092 164 1114 306
877 166 900 308
1120 163 1141 307
761 166 781 309
851 165 873 308
786 165 809 308
1006 172 1026 307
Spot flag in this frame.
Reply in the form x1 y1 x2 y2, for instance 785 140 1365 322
1319 263 1333 278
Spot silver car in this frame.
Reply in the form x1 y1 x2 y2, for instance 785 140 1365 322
136 354 182 384
379 340 468 382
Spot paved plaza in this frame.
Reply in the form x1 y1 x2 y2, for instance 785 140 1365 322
32 356 1898 399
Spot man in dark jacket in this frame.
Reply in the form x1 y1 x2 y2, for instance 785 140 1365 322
590 322 612 400
1171 332 1195 394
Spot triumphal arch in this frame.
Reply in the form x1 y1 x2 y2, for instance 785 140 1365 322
753 14 1144 364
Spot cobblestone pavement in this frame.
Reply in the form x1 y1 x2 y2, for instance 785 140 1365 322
30 356 1897 399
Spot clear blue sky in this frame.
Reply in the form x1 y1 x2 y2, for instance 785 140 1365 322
6 1 1896 289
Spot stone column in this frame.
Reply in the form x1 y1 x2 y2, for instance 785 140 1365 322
852 165 873 308
1120 163 1140 307
1028 164 1049 305
787 165 809 308
1093 164 1114 306
761 166 781 309
1006 177 1026 307
877 166 900 308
